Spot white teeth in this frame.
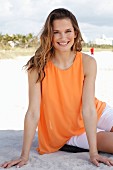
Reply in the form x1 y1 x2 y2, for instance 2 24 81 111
58 42 68 45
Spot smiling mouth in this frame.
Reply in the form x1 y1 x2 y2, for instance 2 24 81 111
57 41 70 46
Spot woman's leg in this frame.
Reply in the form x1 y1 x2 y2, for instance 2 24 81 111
97 130 113 153
66 130 113 154
97 104 113 153
97 104 113 132
110 127 113 132
66 105 113 152
66 128 104 150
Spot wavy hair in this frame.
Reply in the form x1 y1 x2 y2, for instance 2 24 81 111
25 8 83 82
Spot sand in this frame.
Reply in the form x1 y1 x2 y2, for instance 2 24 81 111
0 51 113 170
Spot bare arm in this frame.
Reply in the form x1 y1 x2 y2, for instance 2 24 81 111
0 69 41 168
82 54 98 154
21 69 41 160
82 53 112 167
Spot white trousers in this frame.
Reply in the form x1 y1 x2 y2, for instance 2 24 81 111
66 104 113 149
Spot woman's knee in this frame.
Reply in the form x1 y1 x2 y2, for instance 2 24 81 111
97 131 113 153
110 126 113 132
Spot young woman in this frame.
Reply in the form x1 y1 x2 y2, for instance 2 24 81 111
1 8 113 168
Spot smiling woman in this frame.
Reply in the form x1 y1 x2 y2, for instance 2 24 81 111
1 8 113 169
52 19 75 52
51 19 77 69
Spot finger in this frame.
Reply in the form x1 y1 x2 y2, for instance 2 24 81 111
91 159 100 167
104 160 111 166
0 163 4 167
6 160 21 168
1 162 9 168
16 160 28 168
98 157 111 166
0 163 3 166
0 160 19 168
108 159 113 164
105 159 113 166
109 160 113 166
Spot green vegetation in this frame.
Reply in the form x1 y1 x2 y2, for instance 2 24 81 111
0 33 39 49
0 33 113 59
82 42 113 52
0 33 38 59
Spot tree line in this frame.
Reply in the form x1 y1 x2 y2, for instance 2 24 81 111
0 33 39 49
0 33 112 50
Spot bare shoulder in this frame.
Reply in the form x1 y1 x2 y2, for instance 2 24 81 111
82 52 97 76
28 68 39 84
82 52 96 65
27 68 41 115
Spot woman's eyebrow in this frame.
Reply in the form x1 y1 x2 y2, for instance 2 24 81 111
53 28 72 31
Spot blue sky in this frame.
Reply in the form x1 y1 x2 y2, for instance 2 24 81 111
0 0 113 41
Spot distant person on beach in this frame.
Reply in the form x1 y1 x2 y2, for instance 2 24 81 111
90 47 94 55
1 8 113 168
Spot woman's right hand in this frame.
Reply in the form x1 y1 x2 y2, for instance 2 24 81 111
90 153 113 167
0 156 28 169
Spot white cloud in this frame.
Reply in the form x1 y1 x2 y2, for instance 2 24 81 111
80 23 113 41
0 0 13 18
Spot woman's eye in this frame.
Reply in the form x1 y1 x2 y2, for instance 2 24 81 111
53 32 59 34
66 30 71 33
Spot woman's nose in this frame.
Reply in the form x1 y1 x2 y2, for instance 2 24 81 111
60 32 66 39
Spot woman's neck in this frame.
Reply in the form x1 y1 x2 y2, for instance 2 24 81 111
53 51 75 64
52 51 76 69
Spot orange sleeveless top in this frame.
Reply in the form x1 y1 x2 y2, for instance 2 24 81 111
37 52 106 154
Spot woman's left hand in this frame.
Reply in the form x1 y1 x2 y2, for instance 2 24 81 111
90 153 113 167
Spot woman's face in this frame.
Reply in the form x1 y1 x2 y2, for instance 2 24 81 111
52 18 76 53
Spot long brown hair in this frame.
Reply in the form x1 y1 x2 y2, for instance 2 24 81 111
25 8 83 82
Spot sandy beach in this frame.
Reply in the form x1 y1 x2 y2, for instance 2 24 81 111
0 51 113 170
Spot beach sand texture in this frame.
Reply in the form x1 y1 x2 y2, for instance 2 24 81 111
0 51 113 169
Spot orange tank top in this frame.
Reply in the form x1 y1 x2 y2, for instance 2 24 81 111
37 52 106 154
